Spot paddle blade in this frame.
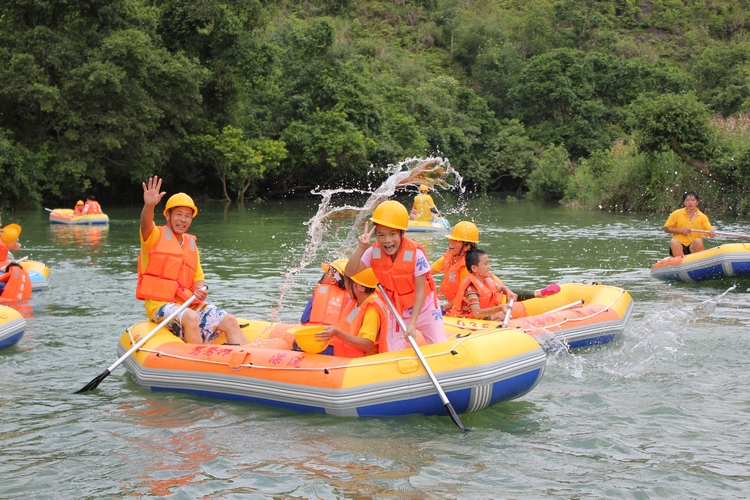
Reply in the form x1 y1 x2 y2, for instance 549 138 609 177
75 369 111 393
445 402 469 433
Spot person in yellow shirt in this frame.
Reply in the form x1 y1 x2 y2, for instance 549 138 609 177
663 190 715 257
410 185 439 222
137 176 248 345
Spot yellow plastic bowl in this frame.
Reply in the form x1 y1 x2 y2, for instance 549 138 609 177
287 325 330 354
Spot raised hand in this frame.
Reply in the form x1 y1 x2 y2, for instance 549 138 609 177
143 176 166 207
358 221 376 249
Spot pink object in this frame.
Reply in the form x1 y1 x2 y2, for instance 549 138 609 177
539 284 561 298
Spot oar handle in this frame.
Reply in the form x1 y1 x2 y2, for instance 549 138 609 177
377 284 468 433
544 299 584 315
501 298 515 329
692 229 750 239
105 286 206 373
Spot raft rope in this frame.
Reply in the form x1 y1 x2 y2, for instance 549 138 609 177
124 326 500 373
446 289 627 333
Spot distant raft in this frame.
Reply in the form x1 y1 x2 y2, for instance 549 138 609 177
651 243 750 282
443 282 634 349
119 321 546 417
0 305 26 351
406 217 451 233
49 208 109 225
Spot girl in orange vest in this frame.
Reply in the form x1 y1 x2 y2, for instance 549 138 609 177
430 221 478 312
300 258 352 325
345 200 446 352
73 200 85 215
316 268 389 357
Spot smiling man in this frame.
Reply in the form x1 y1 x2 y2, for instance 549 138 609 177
136 176 248 345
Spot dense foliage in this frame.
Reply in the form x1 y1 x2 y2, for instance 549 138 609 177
3 0 750 216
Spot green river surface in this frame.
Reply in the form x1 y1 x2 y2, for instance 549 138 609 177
1 192 748 499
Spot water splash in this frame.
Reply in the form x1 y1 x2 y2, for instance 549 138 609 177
267 157 463 323
609 285 735 378
531 328 585 378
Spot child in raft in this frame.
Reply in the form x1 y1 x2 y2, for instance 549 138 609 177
315 268 389 357
432 221 560 313
448 247 546 320
300 258 352 326
345 200 446 351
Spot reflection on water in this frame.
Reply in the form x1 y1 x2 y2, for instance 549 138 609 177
49 224 108 249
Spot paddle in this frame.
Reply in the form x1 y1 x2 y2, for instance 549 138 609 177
377 283 468 433
691 229 750 239
1 256 28 272
501 298 515 329
75 286 206 393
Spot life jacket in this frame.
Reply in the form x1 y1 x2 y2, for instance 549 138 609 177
370 237 436 314
307 283 350 326
73 205 84 215
439 250 466 302
135 226 199 304
0 241 8 262
0 265 32 302
329 293 389 357
84 200 102 214
412 194 434 221
448 272 505 318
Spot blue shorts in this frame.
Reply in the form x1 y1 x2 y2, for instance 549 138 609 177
152 302 228 344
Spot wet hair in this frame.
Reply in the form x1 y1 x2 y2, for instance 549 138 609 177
465 248 487 271
682 190 699 202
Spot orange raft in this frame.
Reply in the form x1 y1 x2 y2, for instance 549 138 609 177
118 320 546 417
443 282 633 349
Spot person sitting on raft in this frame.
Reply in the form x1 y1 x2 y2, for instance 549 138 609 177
0 223 22 263
82 195 103 215
409 184 439 222
663 190 715 257
137 176 248 345
431 221 559 313
300 258 352 326
346 200 446 352
73 200 85 215
448 248 517 320
315 268 389 357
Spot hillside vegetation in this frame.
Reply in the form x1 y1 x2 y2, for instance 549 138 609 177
3 0 750 215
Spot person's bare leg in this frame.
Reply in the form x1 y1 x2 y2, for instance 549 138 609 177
670 239 684 257
690 237 705 253
217 314 248 344
181 310 203 344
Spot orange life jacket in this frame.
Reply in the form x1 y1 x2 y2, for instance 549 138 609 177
370 237 436 314
135 226 199 304
307 283 350 326
0 241 8 262
84 200 102 214
0 265 32 302
74 205 84 215
329 293 389 357
448 272 505 318
439 250 466 302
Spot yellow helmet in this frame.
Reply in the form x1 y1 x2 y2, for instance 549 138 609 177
350 268 378 289
1 223 21 245
76 200 84 206
446 221 479 243
321 258 348 275
370 200 409 230
419 184 429 192
163 192 198 217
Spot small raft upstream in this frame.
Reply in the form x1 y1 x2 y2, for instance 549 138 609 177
119 321 546 417
650 243 750 282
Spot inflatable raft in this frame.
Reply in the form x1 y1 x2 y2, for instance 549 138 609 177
0 305 26 351
444 283 633 349
49 208 109 225
118 322 546 417
650 243 750 282
406 218 451 233
3 255 50 292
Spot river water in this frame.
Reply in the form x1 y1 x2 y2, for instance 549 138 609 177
1 194 748 499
